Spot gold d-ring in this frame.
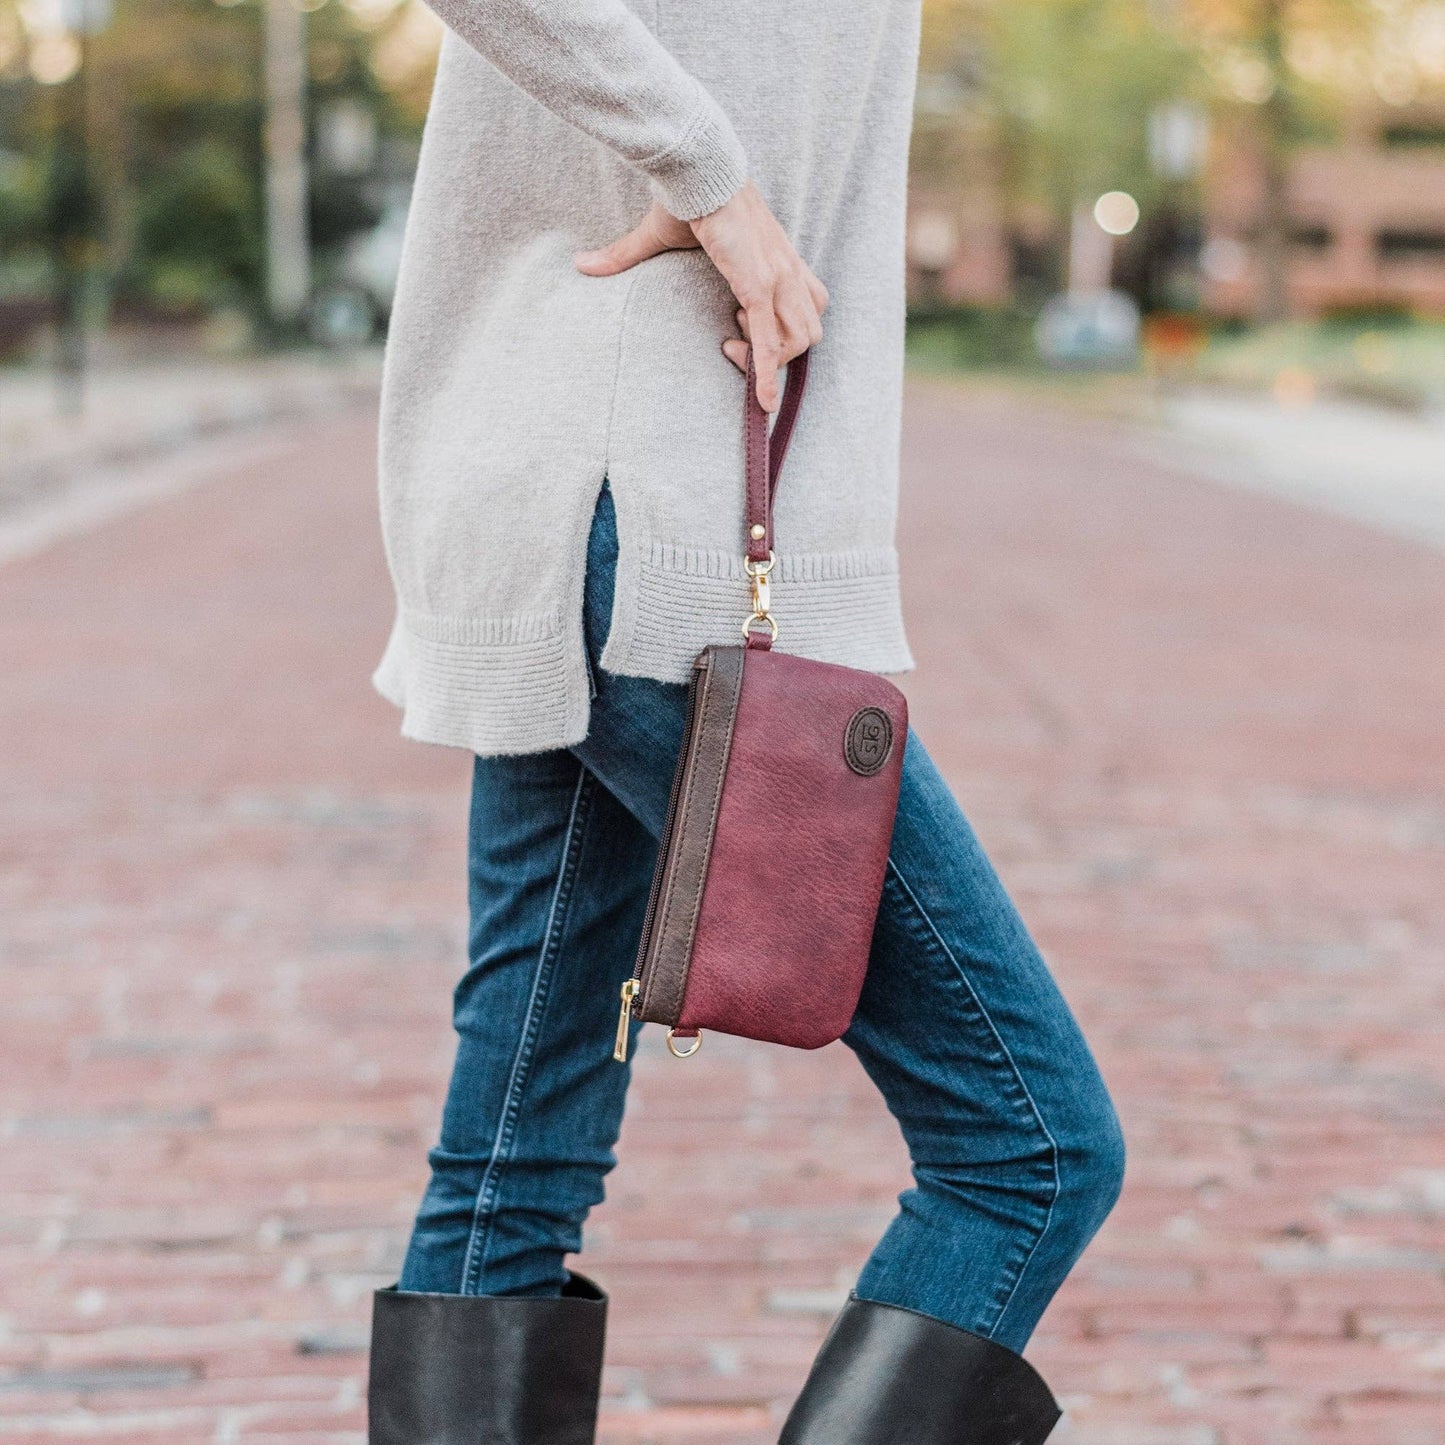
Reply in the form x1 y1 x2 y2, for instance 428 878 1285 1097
666 1029 703 1058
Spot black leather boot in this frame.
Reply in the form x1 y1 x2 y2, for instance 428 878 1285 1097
367 1273 607 1445
779 1294 1060 1444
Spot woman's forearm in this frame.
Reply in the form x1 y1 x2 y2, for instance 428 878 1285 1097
421 0 748 220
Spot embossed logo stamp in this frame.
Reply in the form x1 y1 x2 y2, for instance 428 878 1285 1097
845 707 894 777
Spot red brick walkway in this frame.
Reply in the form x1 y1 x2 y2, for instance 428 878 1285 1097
2 381 1442 1443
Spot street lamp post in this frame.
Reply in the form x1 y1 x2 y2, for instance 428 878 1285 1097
263 0 311 330
50 0 111 416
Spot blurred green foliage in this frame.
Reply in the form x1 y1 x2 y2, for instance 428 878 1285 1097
989 0 1197 221
906 305 1045 371
914 0 1417 318
1 0 1441 344
133 139 262 308
0 147 44 260
0 0 429 323
1197 316 1445 410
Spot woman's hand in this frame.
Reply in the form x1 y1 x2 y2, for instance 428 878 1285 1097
574 181 827 412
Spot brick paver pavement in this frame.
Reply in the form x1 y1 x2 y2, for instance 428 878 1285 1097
2 378 1442 1443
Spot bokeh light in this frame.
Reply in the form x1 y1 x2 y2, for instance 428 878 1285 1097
29 31 80 84
1093 190 1140 237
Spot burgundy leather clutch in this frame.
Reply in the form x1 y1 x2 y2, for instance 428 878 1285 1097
614 351 907 1062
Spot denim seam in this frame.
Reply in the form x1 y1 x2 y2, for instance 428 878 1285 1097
458 767 595 1295
885 859 1062 1340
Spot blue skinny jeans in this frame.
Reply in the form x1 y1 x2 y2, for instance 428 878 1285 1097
399 486 1125 1352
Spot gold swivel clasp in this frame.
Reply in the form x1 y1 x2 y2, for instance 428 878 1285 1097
742 551 777 642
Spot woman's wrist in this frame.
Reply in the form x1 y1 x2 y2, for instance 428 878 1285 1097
640 90 749 222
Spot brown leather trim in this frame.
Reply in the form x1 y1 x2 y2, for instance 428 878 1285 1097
635 645 745 1026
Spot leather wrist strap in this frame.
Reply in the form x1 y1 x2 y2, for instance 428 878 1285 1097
744 348 810 565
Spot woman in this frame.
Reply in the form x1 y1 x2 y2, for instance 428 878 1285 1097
367 0 1125 1439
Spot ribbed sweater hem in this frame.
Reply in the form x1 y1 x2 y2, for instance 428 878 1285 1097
373 543 914 757
372 612 591 757
602 539 914 682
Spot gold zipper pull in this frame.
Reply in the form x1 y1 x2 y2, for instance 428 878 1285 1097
613 979 639 1063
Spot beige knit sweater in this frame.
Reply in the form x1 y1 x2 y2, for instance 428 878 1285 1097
374 0 921 755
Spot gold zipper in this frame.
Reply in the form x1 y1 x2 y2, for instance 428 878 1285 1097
613 978 639 1063
611 652 710 1063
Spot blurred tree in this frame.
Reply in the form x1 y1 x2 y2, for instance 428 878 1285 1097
134 137 261 306
1184 0 1380 318
0 0 433 324
109 0 265 312
1255 0 1292 321
988 0 1196 227
920 0 1428 316
0 109 47 266
920 0 1197 297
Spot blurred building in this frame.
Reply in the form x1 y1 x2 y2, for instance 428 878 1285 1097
907 102 1445 319
1203 105 1445 317
906 188 1012 308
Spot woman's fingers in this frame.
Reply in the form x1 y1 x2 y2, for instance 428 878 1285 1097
579 188 824 412
727 277 817 398
574 206 689 276
737 279 818 346
776 277 823 354
687 183 827 403
721 337 749 372
573 219 665 275
746 303 783 411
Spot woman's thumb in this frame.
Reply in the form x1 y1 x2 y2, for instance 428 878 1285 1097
574 218 669 277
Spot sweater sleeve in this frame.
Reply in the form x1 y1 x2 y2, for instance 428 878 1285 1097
421 0 749 220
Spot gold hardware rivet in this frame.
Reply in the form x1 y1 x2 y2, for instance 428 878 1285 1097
750 523 766 540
